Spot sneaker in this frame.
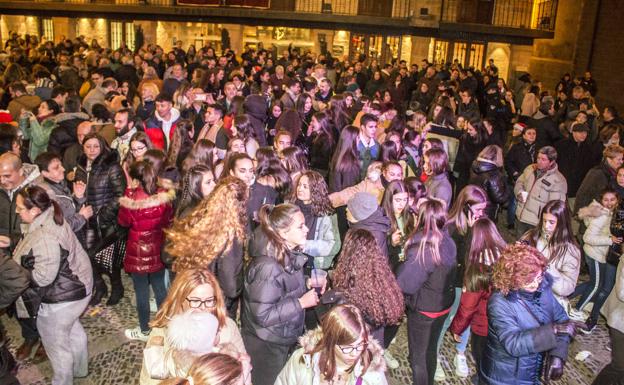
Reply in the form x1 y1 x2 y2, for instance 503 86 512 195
581 318 597 335
454 353 470 378
384 350 399 370
434 360 446 381
149 297 157 313
125 327 149 342
568 306 589 322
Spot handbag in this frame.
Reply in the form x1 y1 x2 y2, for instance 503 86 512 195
605 244 621 266
90 215 127 275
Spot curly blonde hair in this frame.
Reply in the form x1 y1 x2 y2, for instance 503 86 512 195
166 176 248 272
492 243 548 296
333 229 404 326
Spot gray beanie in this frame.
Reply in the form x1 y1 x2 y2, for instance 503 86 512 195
347 192 378 222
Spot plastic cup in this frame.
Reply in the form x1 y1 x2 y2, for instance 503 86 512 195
310 269 327 296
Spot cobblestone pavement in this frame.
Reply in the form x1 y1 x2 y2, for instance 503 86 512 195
1 219 611 384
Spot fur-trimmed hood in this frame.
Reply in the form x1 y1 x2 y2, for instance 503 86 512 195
119 188 176 210
578 199 610 221
298 327 386 373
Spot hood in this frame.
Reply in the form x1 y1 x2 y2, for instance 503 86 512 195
578 199 610 220
244 95 268 121
350 208 390 230
55 111 90 123
298 328 386 373
471 159 498 174
156 107 180 124
119 188 176 210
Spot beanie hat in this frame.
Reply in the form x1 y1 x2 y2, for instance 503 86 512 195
166 311 218 355
347 192 378 222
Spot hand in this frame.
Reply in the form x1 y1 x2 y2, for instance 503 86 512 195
552 321 587 338
467 209 477 227
0 235 10 248
517 192 527 203
66 170 76 182
611 235 623 244
73 181 86 198
452 333 462 343
298 288 319 309
544 355 564 383
391 230 403 246
79 205 93 220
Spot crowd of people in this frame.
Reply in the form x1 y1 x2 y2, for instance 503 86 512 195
0 31 623 385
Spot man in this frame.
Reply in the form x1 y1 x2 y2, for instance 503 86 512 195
357 114 381 180
144 93 180 151
219 82 238 114
83 77 117 116
115 55 139 88
7 82 41 121
50 85 69 111
47 95 89 156
197 104 227 158
111 108 139 162
63 120 93 176
457 88 480 122
575 144 624 215
162 63 187 97
280 78 300 110
315 78 334 104
269 65 289 99
530 97 561 150
0 124 21 157
330 160 404 208
581 71 597 97
514 146 567 235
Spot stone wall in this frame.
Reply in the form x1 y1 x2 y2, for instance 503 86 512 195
0 15 39 42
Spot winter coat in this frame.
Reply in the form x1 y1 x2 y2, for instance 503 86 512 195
575 163 615 215
514 164 567 226
244 95 268 147
529 113 561 150
504 140 535 182
47 112 89 156
469 159 509 219
397 230 457 312
246 182 279 229
303 214 341 269
349 208 391 258
425 172 452 209
579 200 613 263
329 173 384 208
74 149 126 238
143 109 180 150
0 163 40 250
555 138 600 197
601 258 624 334
454 137 486 190
0 251 29 309
450 289 491 337
140 317 247 385
533 236 580 299
117 187 175 274
19 113 57 161
7 94 41 121
457 99 481 122
275 328 388 385
13 208 93 317
35 176 88 233
479 277 571 385
242 228 307 346
83 86 107 115
328 165 361 195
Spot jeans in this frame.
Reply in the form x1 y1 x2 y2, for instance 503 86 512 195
407 310 449 385
571 256 617 321
242 331 292 385
37 295 91 385
592 327 624 385
438 287 470 354
131 270 167 332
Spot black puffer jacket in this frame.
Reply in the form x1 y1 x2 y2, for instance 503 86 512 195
242 227 307 346
504 140 535 183
74 146 126 237
469 159 509 220
47 112 89 156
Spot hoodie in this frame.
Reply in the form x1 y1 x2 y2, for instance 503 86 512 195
349 207 391 257
244 95 268 147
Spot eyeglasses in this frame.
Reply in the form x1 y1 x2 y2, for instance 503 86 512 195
130 146 147 153
185 297 216 309
337 342 367 354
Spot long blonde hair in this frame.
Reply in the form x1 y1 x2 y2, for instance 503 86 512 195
150 269 227 330
166 176 248 272
159 353 243 385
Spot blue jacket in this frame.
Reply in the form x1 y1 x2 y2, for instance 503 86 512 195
479 275 570 385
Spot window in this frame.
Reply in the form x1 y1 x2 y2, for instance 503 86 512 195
110 21 135 51
41 18 54 42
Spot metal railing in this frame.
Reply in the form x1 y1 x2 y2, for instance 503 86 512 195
441 0 558 31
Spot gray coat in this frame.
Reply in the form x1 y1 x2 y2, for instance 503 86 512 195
425 173 452 209
35 176 88 233
303 214 341 269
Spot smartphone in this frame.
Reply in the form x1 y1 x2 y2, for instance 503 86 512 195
194 93 208 102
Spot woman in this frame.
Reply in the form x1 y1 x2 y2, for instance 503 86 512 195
296 93 314 137
242 203 319 385
396 198 457 385
166 177 248 317
166 119 194 170
571 189 620 331
176 164 216 218
423 147 452 208
74 133 126 306
162 352 246 385
480 243 579 385
275 304 389 385
232 115 260 159
333 230 404 346
381 180 414 272
13 186 92 385
141 269 247 385
118 160 175 341
307 111 335 177
181 139 218 175
521 200 581 308
19 99 61 161
294 171 341 270
469 144 509 220
453 121 488 192
450 217 506 381
123 131 154 183
328 125 361 193
364 70 385 98
266 100 283 146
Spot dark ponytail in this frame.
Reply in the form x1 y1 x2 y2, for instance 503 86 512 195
129 160 157 195
18 185 64 226
257 203 301 266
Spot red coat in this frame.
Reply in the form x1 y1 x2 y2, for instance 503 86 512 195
117 187 175 274
450 289 491 337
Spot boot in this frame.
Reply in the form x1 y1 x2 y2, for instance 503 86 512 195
89 273 108 306
106 268 124 306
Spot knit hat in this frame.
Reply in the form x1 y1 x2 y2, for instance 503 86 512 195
347 192 378 222
166 311 218 355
